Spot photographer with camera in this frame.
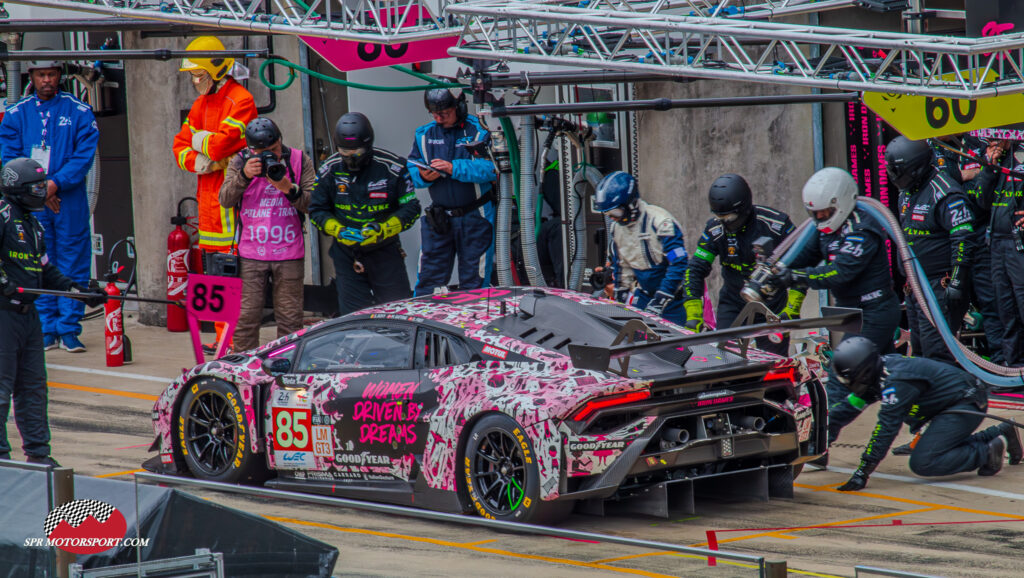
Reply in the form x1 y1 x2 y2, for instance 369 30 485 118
679 174 800 355
311 113 421 315
219 117 314 352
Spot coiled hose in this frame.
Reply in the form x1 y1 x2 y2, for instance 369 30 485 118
495 170 516 286
856 197 1024 387
568 165 603 290
519 115 546 286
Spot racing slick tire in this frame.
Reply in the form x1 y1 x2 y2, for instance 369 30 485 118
463 413 573 525
177 378 263 484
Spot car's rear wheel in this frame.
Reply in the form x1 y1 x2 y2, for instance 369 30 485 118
177 378 262 483
463 414 572 525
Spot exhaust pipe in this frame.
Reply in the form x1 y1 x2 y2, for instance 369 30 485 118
662 427 690 444
738 416 766 432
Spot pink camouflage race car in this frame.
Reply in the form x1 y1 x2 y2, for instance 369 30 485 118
145 287 854 525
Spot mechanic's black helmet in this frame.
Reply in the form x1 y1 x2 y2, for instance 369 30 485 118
708 173 753 232
884 136 935 192
1 157 48 212
244 117 281 150
424 88 467 123
831 336 884 398
334 112 374 171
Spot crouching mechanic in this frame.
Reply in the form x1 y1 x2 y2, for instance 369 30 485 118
680 173 802 354
310 113 421 315
595 171 687 325
0 158 105 466
763 167 901 449
831 336 1023 491
219 118 314 351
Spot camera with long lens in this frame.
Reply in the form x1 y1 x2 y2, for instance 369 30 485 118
588 268 611 292
245 150 288 181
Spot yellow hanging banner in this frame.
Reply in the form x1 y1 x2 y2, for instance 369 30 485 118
862 71 1024 140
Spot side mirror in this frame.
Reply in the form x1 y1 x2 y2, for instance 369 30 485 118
262 357 291 377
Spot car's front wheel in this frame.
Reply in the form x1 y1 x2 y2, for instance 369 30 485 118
177 378 263 483
463 414 572 525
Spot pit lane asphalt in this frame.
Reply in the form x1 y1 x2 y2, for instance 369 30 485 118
12 312 1024 577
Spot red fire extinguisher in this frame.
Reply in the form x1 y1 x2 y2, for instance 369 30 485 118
167 197 199 332
104 272 124 367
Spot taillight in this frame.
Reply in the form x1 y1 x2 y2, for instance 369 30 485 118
571 389 651 421
764 366 796 384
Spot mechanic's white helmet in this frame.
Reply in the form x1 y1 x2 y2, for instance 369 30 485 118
802 167 858 234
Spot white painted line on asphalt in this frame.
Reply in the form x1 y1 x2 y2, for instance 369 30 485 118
46 363 172 384
829 465 1024 502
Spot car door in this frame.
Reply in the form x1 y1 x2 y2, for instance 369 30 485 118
272 321 420 482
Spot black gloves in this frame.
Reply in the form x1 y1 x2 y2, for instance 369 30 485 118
837 460 879 492
945 266 967 310
0 275 15 298
71 283 107 308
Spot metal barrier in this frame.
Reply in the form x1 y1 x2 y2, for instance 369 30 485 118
855 566 945 578
0 459 74 577
69 549 224 578
134 472 777 577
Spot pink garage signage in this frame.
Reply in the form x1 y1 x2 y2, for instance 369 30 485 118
301 6 459 72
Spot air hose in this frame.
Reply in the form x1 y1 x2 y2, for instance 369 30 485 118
856 197 1024 388
518 114 545 286
258 57 462 92
769 199 1024 388
568 164 603 290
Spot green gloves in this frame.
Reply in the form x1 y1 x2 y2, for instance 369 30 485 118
779 289 806 320
683 299 704 332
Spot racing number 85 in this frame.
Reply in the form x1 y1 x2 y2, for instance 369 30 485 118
191 283 225 313
275 408 310 450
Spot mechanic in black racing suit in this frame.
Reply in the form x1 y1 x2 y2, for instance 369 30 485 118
0 158 105 466
931 134 1005 363
886 136 974 364
310 112 421 315
680 173 802 355
830 336 1023 491
761 167 901 459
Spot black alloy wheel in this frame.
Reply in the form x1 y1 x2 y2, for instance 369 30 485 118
470 428 529 516
185 388 237 476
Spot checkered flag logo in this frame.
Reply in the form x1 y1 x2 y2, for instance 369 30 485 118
44 499 116 537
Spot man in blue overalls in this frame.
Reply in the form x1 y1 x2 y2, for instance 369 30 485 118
408 89 496 295
0 54 99 352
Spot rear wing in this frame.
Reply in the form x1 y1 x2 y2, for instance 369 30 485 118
568 306 861 375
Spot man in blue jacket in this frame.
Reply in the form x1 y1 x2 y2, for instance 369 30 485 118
595 171 688 325
0 55 99 352
408 89 496 296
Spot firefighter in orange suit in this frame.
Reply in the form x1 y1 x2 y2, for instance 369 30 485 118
172 36 256 353
173 36 257 252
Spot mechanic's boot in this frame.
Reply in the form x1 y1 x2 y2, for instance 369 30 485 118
998 421 1023 465
891 442 914 456
808 453 828 470
26 455 61 468
977 437 1006 477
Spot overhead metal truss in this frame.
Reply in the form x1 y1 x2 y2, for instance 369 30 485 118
449 0 1024 99
1 0 458 43
8 0 1024 98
